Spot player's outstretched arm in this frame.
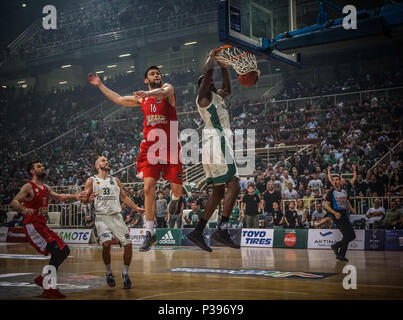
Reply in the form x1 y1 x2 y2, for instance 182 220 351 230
78 178 98 205
116 178 145 214
133 83 174 100
197 50 216 108
10 184 35 215
46 185 80 203
88 73 141 107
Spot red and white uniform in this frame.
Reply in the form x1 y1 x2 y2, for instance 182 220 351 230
136 95 183 184
23 181 66 255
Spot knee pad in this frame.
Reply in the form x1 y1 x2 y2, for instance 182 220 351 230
47 242 70 269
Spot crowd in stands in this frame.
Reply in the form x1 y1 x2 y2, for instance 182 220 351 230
275 67 403 100
8 0 217 60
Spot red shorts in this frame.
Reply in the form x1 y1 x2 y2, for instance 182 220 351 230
24 223 66 255
136 140 183 184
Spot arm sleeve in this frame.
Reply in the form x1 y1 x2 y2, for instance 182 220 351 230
325 190 333 203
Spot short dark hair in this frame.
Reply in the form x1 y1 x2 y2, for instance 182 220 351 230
144 66 161 78
27 161 40 175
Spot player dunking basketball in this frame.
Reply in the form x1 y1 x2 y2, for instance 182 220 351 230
10 161 84 298
88 66 183 252
187 50 241 251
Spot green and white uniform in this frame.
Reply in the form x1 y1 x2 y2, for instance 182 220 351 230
92 175 131 246
196 91 239 185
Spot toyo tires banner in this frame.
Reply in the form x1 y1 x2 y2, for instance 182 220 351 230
273 229 308 249
308 229 365 250
51 229 92 244
241 229 274 247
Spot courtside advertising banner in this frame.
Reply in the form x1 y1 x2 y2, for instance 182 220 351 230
365 229 385 250
0 227 8 242
181 228 211 246
210 228 241 247
384 230 403 251
51 229 92 244
308 229 365 250
6 227 27 243
130 228 147 245
273 229 308 249
156 228 182 246
241 229 274 247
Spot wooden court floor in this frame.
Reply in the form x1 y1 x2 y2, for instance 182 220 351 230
0 243 402 300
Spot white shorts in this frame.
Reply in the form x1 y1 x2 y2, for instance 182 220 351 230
202 136 238 186
95 214 131 246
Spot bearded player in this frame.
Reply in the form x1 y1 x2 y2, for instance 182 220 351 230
10 161 84 298
88 66 183 252
80 157 145 289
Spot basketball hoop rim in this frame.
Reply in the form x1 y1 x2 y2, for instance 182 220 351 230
215 44 251 61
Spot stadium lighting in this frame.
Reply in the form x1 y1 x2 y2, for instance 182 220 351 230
184 41 197 46
130 66 135 69
119 54 131 58
157 65 163 68
275 68 281 71
2 85 7 88
127 70 133 73
59 81 68 84
107 65 117 68
95 71 104 74
61 65 72 68
17 80 26 84
22 4 27 7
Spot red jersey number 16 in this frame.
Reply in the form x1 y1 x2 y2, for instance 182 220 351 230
150 104 156 113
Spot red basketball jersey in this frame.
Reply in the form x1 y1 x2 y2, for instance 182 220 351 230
140 95 180 162
23 181 49 224
141 95 177 139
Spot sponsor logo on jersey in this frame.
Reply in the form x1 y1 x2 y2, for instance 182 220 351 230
160 230 176 245
168 268 336 279
156 98 162 103
97 196 117 201
146 114 167 126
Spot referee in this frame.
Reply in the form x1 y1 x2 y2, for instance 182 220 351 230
324 175 356 262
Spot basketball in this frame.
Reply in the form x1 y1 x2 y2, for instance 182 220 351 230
238 70 259 87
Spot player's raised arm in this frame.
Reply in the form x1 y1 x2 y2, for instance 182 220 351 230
10 184 35 215
88 73 141 107
217 59 231 98
116 178 145 214
197 50 216 108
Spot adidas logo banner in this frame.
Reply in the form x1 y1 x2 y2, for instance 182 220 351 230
156 229 181 246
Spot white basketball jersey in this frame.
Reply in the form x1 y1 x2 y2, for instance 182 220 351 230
196 91 232 140
92 176 121 216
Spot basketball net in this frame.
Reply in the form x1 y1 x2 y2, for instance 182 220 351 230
215 45 260 76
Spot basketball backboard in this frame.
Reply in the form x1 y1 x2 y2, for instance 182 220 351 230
218 0 302 67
